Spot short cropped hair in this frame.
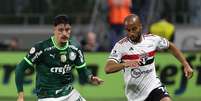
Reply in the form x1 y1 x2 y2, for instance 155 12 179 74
53 14 71 26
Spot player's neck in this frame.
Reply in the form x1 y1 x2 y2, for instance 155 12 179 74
52 36 68 49
129 35 142 44
59 42 67 47
56 40 67 48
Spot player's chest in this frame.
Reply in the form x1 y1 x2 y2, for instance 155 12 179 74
42 49 77 66
122 41 156 56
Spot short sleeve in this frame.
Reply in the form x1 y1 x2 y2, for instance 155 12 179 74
24 44 43 66
156 36 169 50
108 43 122 63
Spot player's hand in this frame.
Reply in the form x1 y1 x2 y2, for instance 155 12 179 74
183 62 193 79
17 97 24 101
122 60 140 68
90 76 104 85
17 92 24 101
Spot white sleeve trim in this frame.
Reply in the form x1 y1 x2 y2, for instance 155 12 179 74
107 58 120 63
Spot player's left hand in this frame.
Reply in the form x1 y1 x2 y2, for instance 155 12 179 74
90 76 104 85
183 63 193 79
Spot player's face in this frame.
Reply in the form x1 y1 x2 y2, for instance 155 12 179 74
54 24 71 44
124 17 142 43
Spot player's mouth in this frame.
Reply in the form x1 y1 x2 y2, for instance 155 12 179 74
130 34 141 43
61 36 68 40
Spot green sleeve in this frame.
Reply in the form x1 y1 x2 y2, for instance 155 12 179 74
15 59 33 92
76 66 92 83
71 38 93 83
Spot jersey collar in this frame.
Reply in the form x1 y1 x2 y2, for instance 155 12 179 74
51 36 69 50
128 35 143 45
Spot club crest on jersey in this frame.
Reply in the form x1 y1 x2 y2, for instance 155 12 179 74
29 47 35 54
139 50 148 64
60 54 67 63
69 52 76 61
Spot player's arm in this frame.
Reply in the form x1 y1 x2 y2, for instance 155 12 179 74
15 59 33 101
105 42 139 74
76 63 92 83
16 45 42 101
105 59 139 74
75 48 103 85
105 60 125 74
156 36 193 79
76 63 103 85
168 42 193 79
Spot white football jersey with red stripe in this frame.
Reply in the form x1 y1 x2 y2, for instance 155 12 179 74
108 34 169 101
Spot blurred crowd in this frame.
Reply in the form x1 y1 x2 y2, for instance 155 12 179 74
0 37 20 51
0 0 201 51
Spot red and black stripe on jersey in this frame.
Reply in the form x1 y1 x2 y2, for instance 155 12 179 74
122 50 155 66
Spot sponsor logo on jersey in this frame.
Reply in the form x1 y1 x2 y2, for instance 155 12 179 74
69 52 76 61
158 38 168 48
60 54 67 63
69 45 78 50
31 50 43 62
78 50 84 62
44 46 55 52
49 54 55 58
111 50 118 58
50 64 72 74
55 88 63 94
29 47 35 54
131 68 153 78
129 47 134 51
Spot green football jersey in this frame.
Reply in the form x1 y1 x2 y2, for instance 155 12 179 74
24 36 89 98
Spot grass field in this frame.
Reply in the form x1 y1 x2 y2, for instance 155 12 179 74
0 97 201 101
0 52 201 101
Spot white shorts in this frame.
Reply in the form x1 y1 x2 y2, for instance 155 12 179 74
38 89 86 101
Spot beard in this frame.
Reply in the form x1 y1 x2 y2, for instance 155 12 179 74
129 32 141 43
59 37 69 47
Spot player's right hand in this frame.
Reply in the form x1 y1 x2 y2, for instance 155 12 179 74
122 60 140 68
90 76 104 85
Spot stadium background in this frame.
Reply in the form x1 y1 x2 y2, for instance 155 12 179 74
0 0 201 101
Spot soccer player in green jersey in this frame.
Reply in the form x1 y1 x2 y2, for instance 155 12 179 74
15 15 103 101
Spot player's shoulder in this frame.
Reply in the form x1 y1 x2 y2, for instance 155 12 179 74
117 37 129 44
112 37 129 50
31 37 51 50
143 33 161 40
69 37 81 51
143 33 158 37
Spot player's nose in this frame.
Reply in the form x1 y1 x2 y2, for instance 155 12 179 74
62 30 68 35
63 31 71 37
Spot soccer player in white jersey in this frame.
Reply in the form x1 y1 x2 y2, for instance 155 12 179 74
104 14 193 101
